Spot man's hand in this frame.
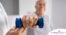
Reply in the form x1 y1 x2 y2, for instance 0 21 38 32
22 16 28 28
22 16 38 28
29 16 38 28
6 27 26 35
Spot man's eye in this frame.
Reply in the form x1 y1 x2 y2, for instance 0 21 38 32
39 4 45 6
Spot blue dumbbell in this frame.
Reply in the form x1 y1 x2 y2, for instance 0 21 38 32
37 17 44 28
15 17 23 28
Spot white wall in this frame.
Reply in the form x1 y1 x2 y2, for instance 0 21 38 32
52 0 66 29
19 0 37 16
0 0 19 15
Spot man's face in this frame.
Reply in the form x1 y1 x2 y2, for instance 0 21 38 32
35 0 45 16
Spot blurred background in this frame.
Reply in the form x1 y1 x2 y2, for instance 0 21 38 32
0 0 66 35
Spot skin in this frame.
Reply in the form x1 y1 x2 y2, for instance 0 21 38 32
6 27 26 35
28 16 38 28
22 16 38 28
22 16 28 29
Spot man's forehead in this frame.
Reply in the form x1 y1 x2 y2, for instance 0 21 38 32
36 0 45 4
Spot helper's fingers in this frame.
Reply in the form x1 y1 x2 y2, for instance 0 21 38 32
6 27 15 35
19 27 26 35
6 27 19 35
14 28 19 35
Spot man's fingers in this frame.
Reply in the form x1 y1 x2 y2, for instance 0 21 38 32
22 16 28 28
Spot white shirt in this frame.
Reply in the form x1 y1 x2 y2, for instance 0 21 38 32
34 15 53 35
26 12 53 35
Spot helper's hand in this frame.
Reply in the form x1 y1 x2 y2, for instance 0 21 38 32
6 27 26 35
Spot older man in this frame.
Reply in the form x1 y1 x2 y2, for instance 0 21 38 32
34 0 53 35
6 0 53 35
